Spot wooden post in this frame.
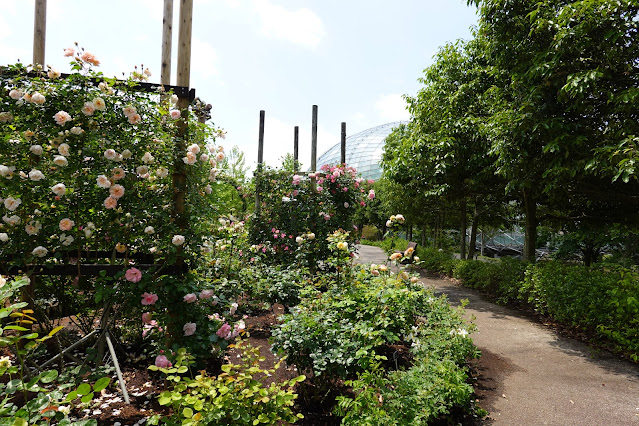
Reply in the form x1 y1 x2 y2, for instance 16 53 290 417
258 110 265 166
293 126 299 172
311 105 318 172
33 0 47 66
341 122 346 165
255 110 265 213
161 0 174 86
173 0 193 231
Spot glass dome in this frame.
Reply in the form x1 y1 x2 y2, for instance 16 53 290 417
316 122 405 181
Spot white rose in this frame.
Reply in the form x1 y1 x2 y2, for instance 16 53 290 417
0 233 8 242
28 169 45 181
104 149 117 161
172 235 185 246
70 126 84 135
4 197 21 211
144 226 155 235
51 183 66 196
141 152 155 164
30 145 43 155
96 175 111 189
32 246 48 257
121 149 132 159
53 155 68 167
58 143 70 156
31 92 46 105
156 167 169 178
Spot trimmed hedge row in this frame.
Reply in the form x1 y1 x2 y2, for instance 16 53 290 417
413 247 639 360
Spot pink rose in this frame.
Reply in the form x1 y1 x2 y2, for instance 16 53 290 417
183 322 197 336
104 196 118 209
141 292 158 306
63 47 75 57
125 267 143 283
183 293 197 303
368 190 375 199
155 355 172 368
170 110 181 120
59 218 75 231
216 323 232 339
142 312 153 324
54 111 72 126
200 289 215 299
80 51 100 66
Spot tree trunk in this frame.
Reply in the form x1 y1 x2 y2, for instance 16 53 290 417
459 199 467 260
522 188 537 262
421 225 426 247
468 202 479 259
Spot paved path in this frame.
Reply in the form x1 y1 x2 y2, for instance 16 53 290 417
355 245 639 425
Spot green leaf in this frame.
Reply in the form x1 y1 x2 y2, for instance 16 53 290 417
76 383 91 396
93 377 111 392
182 407 194 418
40 369 58 383
81 392 95 404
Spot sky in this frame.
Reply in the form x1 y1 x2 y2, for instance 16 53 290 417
0 0 478 170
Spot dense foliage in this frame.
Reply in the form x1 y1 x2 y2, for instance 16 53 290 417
383 0 639 263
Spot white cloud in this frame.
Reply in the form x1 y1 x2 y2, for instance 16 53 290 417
191 36 218 78
253 0 325 49
375 93 410 122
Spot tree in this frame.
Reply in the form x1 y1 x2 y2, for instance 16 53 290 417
383 38 507 258
467 0 639 260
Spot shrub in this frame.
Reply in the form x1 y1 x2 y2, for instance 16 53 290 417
271 268 476 379
416 247 459 276
148 343 305 425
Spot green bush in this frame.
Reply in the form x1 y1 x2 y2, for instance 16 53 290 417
148 343 305 425
334 298 480 424
453 258 526 304
416 247 459 276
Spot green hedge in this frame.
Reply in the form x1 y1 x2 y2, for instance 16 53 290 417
413 246 639 360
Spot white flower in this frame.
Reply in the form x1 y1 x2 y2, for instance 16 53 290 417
230 302 238 315
58 143 70 156
58 406 71 415
282 196 291 202
28 169 44 181
204 185 212 194
187 144 200 155
182 152 197 165
4 197 21 211
215 152 225 162
70 126 84 135
32 246 48 257
144 226 155 235
200 153 209 162
30 145 43 155
0 355 11 368
47 68 61 79
296 236 304 244
121 149 132 159
9 89 23 100
0 233 8 242
171 94 178 104
136 166 149 177
51 183 66 196
59 233 74 246
31 92 46 105
343 202 349 208
96 175 111 189
53 155 68 167
183 322 196 336
141 152 155 164
172 235 185 246
156 167 169 178
307 232 315 240
93 97 106 111
104 149 117 161
2 215 20 226
25 221 42 236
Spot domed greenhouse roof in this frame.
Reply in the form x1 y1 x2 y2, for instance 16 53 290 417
317 121 406 181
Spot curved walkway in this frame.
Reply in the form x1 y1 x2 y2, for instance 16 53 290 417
355 245 639 425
